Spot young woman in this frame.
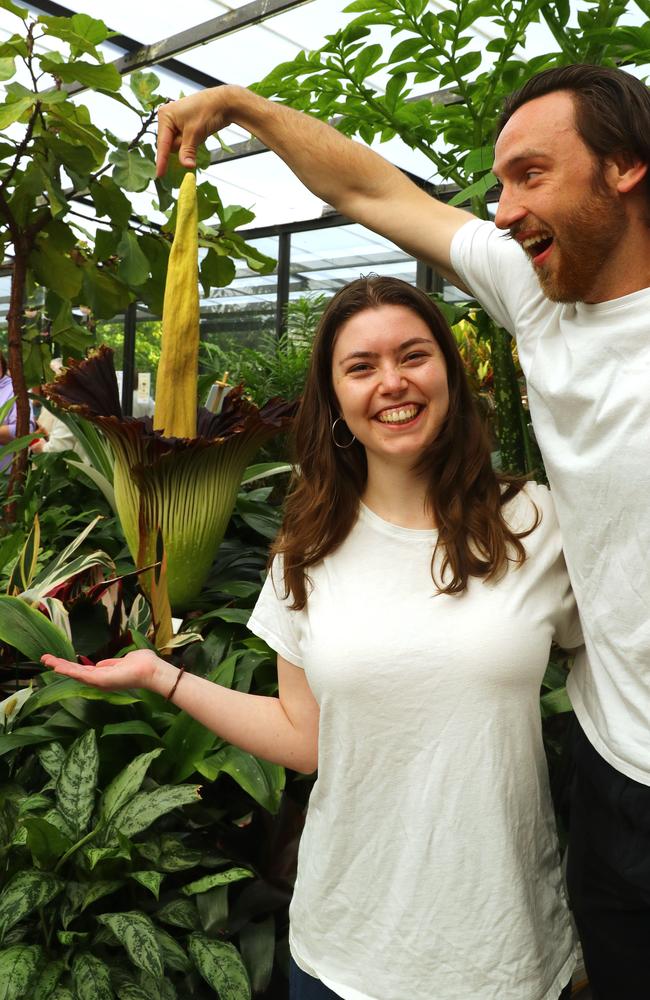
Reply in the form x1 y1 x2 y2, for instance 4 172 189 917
44 278 580 1000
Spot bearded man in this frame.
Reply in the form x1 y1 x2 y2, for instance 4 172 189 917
156 64 650 998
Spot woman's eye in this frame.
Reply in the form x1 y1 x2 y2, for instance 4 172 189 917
403 352 428 363
348 363 372 374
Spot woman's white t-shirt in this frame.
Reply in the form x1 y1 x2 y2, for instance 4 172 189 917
248 484 582 1000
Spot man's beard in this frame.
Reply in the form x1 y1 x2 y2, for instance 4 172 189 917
518 175 627 303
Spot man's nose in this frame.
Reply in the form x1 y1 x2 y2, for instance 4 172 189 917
493 185 526 232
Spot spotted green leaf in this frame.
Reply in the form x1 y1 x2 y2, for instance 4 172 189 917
71 953 113 1000
56 729 98 834
23 816 72 867
0 944 43 1000
111 784 201 839
97 912 163 980
33 959 65 1000
100 748 162 824
155 898 200 931
154 927 191 973
37 742 65 781
182 868 253 895
0 871 63 941
129 871 163 900
189 933 251 1000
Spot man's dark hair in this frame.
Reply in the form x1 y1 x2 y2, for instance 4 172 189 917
497 64 650 201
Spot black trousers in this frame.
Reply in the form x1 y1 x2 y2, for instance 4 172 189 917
565 718 650 999
290 958 573 998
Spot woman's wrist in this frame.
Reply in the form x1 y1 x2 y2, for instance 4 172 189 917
150 657 180 698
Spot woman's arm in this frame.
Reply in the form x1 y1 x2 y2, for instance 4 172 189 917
41 650 320 774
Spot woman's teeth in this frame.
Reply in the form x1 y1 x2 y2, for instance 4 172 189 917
377 406 419 424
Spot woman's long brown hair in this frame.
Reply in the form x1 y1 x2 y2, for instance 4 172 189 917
272 277 537 609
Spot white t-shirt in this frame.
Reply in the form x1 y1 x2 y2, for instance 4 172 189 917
248 485 581 1000
451 218 650 785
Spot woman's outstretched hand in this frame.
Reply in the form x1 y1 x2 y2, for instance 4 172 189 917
41 649 164 692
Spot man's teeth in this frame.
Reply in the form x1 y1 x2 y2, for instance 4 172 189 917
522 234 552 252
377 406 419 424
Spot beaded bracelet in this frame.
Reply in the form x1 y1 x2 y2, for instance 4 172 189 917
166 665 185 701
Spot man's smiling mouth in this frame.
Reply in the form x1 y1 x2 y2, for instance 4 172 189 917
520 233 554 264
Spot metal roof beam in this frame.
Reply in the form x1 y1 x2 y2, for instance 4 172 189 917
65 0 313 94
22 0 228 90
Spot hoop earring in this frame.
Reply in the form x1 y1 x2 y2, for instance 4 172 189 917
331 416 356 449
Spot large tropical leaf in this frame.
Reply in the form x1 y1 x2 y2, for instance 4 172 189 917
97 912 163 979
0 945 43 1000
100 747 163 824
71 954 113 1000
0 596 75 661
56 728 99 835
188 933 251 1000
110 784 201 839
0 872 64 941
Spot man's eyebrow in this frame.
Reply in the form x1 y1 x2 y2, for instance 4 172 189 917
493 149 550 178
338 337 433 365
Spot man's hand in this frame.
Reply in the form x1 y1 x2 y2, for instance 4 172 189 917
156 86 240 176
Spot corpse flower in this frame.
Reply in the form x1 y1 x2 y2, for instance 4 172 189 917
44 173 297 634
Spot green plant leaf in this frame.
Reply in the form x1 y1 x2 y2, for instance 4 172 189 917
0 94 34 129
0 726 64 757
129 870 163 899
29 241 82 301
101 721 159 739
0 57 15 81
23 816 72 867
0 1 28 20
109 148 156 192
129 70 160 108
100 748 163 824
199 249 236 295
81 265 132 320
0 872 63 941
37 741 65 780
111 784 201 839
154 927 191 973
188 933 251 1000
56 728 98 835
71 953 113 1000
156 898 200 931
117 231 150 286
0 945 43 1000
182 868 253 895
240 462 292 485
239 916 274 995
97 912 163 980
21 678 139 720
0 596 75 661
197 746 285 813
448 170 498 207
32 959 65 1000
89 176 132 229
39 56 121 91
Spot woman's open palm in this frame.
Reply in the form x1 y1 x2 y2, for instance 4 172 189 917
41 649 162 692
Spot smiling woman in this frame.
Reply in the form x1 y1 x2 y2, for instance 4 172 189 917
44 278 584 1000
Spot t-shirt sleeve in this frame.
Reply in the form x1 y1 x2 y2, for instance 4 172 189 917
450 218 538 338
248 555 304 668
525 483 583 651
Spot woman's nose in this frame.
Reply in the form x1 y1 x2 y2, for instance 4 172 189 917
379 366 407 392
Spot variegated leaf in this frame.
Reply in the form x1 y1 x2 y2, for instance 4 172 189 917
42 809 75 840
129 871 163 900
33 958 65 1000
71 953 113 1000
136 833 201 872
85 840 132 870
181 868 253 895
0 871 63 940
49 989 74 1000
37 742 66 781
116 987 149 1000
100 749 163 824
155 898 200 931
37 599 71 642
6 515 40 596
111 784 201 839
0 944 43 1000
97 912 163 980
153 927 191 973
56 729 98 834
23 816 72 867
188 933 251 1000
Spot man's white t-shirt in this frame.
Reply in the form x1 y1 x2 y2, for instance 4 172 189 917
249 485 581 1000
451 218 650 785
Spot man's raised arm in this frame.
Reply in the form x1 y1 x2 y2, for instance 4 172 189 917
156 85 473 289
